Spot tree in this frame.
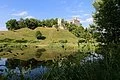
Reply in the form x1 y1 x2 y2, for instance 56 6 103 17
93 0 120 44
35 31 42 39
18 18 27 28
65 22 85 38
25 18 38 29
6 19 19 30
88 24 101 39
93 0 120 67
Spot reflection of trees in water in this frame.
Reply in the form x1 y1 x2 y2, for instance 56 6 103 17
1 58 50 80
6 57 53 70
6 59 20 69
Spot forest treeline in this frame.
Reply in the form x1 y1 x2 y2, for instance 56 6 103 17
6 18 58 30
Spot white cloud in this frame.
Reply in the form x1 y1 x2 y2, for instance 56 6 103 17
12 11 28 16
24 16 35 19
81 17 93 23
71 10 84 13
86 17 93 22
11 11 35 19
72 15 80 18
83 14 90 16
80 17 93 27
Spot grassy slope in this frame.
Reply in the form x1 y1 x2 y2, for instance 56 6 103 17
35 27 78 44
0 27 78 60
0 28 35 40
0 27 78 44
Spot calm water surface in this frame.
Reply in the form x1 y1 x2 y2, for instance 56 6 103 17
0 58 49 80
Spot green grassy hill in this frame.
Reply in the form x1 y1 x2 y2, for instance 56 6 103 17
0 27 78 44
35 27 78 44
0 27 78 60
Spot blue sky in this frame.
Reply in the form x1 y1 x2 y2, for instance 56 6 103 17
0 0 95 30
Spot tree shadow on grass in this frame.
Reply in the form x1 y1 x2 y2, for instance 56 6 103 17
37 36 46 40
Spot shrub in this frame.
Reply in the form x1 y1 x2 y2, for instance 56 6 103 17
78 38 85 43
35 31 42 39
35 31 46 40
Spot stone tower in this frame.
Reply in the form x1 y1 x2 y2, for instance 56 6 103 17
58 18 64 29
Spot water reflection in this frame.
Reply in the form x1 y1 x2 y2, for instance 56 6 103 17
0 58 8 76
0 58 48 80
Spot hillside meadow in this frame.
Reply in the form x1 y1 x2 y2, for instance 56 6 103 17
0 27 80 60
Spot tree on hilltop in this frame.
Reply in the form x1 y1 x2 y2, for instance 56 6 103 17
6 19 19 30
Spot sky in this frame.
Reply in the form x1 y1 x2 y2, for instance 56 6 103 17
0 0 95 31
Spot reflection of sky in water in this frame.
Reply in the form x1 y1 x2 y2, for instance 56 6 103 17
0 58 8 76
0 58 7 65
25 66 47 80
0 58 47 80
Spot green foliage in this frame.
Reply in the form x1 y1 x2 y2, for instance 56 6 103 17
41 18 58 27
6 18 58 30
88 24 100 39
24 18 38 29
6 19 19 30
35 31 42 39
18 18 27 28
93 0 120 79
41 50 120 80
65 23 85 38
78 38 85 43
83 29 93 42
93 0 120 60
93 0 120 44
64 21 93 41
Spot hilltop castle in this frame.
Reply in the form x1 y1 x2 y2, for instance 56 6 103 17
67 17 80 26
57 17 80 29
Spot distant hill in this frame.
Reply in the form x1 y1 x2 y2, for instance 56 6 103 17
0 27 78 44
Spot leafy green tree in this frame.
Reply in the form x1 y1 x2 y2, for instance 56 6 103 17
18 18 27 28
24 18 38 29
41 19 46 27
28 18 38 29
93 0 120 68
6 19 19 30
38 20 42 27
83 28 92 42
38 18 58 27
93 0 120 44
89 24 101 39
65 23 85 38
45 19 52 27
